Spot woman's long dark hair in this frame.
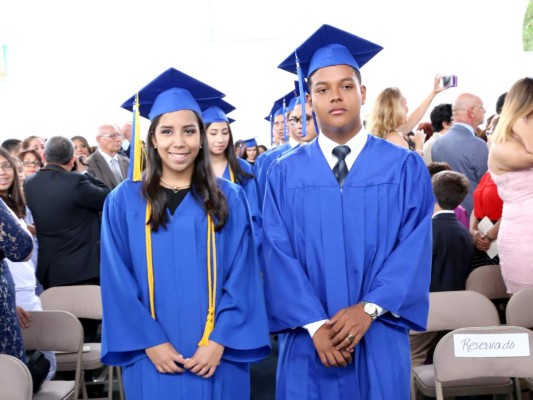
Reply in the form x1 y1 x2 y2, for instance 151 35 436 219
205 121 253 184
0 148 26 219
141 111 228 232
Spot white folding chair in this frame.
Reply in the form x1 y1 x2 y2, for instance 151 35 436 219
0 354 32 400
22 310 84 400
40 285 124 400
505 286 533 394
411 290 510 399
466 264 510 323
433 326 533 400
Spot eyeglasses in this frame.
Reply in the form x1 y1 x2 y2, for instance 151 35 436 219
289 116 313 126
98 133 123 139
472 105 486 113
0 162 14 171
22 161 42 167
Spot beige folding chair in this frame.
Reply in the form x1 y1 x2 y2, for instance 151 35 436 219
22 310 83 400
466 264 510 323
411 290 511 399
505 286 533 394
433 326 533 400
39 285 124 400
0 354 32 400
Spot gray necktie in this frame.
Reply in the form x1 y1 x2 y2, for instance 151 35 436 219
110 158 123 183
332 145 351 187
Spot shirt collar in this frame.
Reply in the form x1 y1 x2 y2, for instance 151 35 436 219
432 210 455 218
98 148 118 163
318 128 368 170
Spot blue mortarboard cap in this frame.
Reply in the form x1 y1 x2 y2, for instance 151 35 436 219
264 90 296 142
242 138 257 147
202 99 236 124
287 96 297 113
264 90 296 121
121 67 225 120
278 24 383 78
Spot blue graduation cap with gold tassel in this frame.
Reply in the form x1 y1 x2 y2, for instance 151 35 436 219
121 67 226 182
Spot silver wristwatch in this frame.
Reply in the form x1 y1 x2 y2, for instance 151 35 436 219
360 301 378 321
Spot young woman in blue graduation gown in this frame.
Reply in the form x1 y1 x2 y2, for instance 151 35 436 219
100 92 270 399
203 107 262 266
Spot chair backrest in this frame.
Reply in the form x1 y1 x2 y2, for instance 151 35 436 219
21 310 83 398
39 285 102 320
434 326 533 399
465 265 510 300
505 287 533 328
0 354 32 400
424 290 501 332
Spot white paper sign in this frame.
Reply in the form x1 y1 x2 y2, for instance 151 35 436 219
477 217 499 259
454 333 530 357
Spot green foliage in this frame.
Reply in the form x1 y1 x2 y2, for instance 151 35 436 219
524 0 533 51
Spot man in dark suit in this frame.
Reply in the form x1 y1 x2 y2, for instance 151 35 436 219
410 170 473 369
87 123 129 190
24 136 110 289
431 93 489 217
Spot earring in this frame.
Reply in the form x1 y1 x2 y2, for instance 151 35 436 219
154 145 157 149
199 144 203 148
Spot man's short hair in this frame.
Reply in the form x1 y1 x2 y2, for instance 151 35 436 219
432 171 469 210
1 138 22 154
44 136 74 165
427 161 451 178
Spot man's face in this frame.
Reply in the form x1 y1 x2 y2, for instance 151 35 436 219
96 126 123 156
309 64 365 141
272 114 286 144
290 103 318 143
121 122 132 141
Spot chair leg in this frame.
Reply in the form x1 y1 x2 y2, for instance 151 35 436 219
116 367 124 400
81 379 88 400
107 366 113 400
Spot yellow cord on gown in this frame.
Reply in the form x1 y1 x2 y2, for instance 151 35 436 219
198 216 217 346
145 203 155 318
228 166 235 183
145 202 217 346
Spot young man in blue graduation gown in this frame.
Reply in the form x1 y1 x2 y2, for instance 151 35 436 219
100 68 270 400
262 25 434 400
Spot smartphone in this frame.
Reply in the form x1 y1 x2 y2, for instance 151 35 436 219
441 75 457 88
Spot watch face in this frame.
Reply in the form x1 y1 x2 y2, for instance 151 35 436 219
364 303 378 316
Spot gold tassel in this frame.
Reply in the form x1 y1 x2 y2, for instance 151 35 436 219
229 166 235 183
132 93 145 182
145 202 156 319
198 215 217 346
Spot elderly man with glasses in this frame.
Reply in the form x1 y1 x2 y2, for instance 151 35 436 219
86 123 130 190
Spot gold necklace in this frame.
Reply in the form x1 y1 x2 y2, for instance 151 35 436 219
160 178 190 193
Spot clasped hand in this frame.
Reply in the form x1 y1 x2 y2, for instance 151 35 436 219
313 304 371 368
146 340 224 378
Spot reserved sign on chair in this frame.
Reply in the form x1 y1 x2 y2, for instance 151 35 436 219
454 333 530 357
